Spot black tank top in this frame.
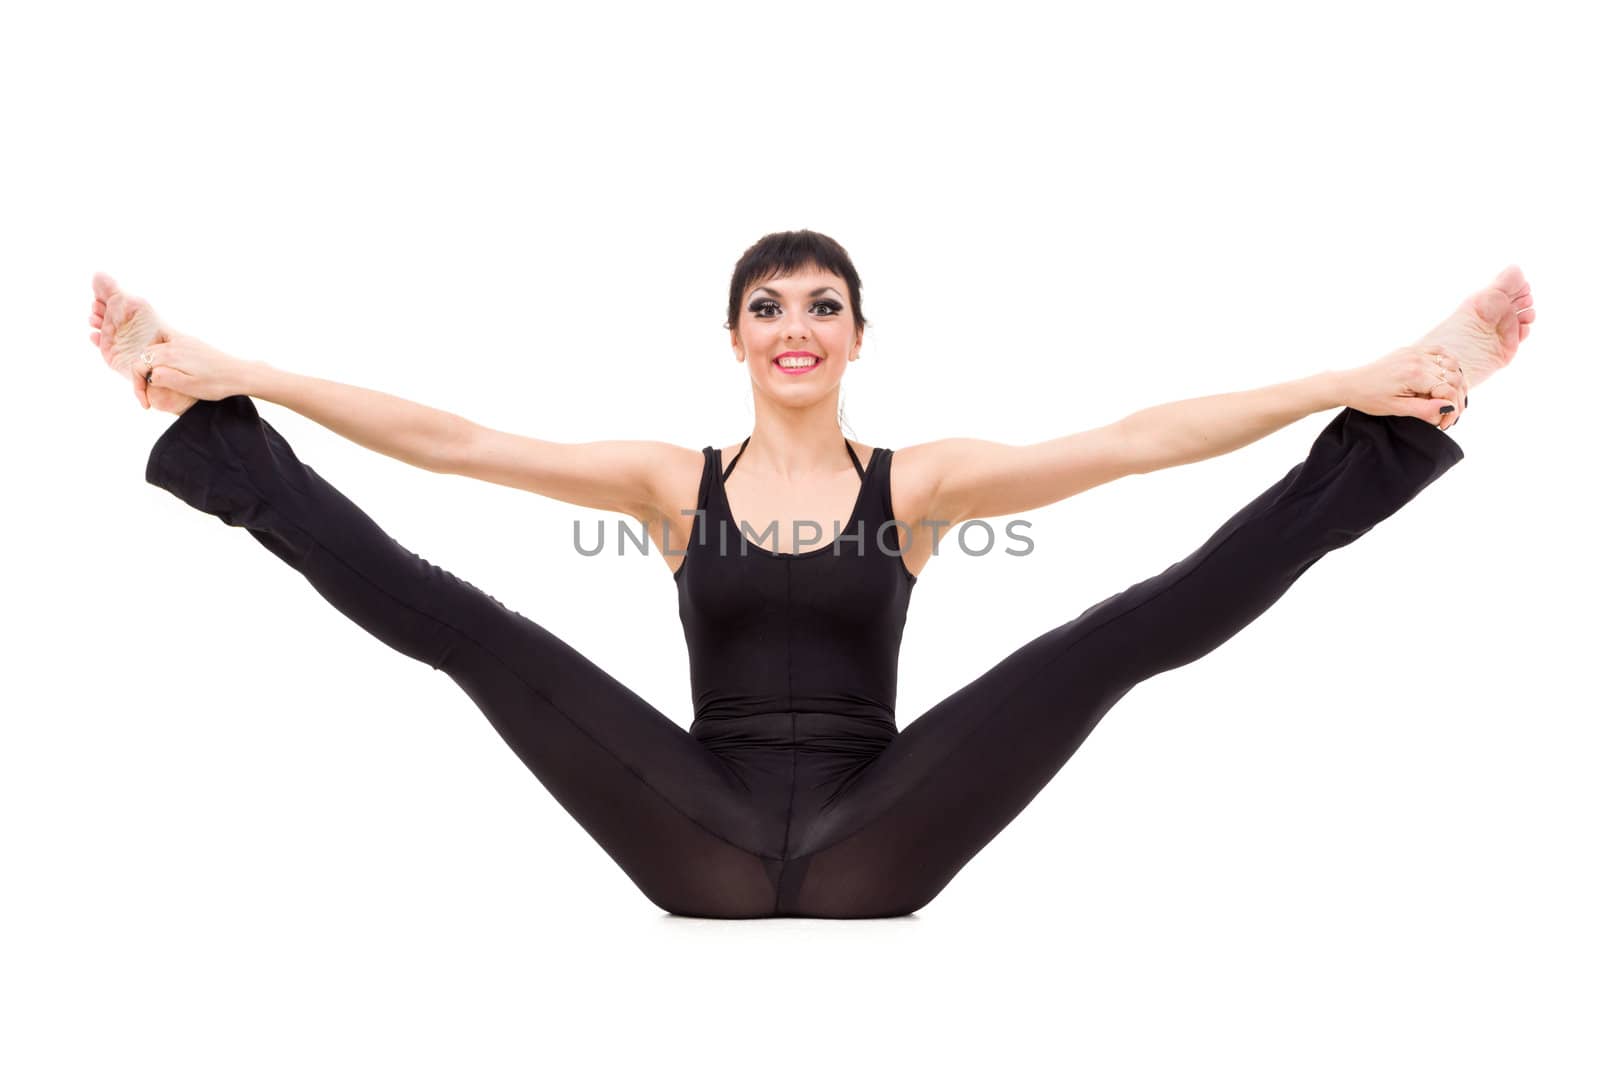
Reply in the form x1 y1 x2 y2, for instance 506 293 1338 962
674 435 917 744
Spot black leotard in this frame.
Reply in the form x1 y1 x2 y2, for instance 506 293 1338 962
146 396 1462 918
676 434 914 743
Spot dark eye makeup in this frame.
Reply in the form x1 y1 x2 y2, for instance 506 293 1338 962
749 298 845 318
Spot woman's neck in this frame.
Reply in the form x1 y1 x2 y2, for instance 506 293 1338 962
741 394 852 479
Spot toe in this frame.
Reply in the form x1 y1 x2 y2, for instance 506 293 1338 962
1491 264 1527 295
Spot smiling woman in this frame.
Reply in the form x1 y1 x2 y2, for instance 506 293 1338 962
722 230 868 435
97 236 1529 919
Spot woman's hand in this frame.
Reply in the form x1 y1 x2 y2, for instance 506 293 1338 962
138 332 259 406
1342 344 1468 430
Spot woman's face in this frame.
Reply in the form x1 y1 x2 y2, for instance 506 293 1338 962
731 265 861 401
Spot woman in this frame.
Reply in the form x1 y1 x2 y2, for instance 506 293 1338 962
88 231 1534 919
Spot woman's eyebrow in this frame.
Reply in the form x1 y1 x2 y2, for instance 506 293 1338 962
752 286 843 299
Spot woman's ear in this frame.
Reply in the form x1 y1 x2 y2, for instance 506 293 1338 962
730 329 744 363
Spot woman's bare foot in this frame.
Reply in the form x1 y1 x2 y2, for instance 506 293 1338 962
89 273 196 415
1414 265 1536 394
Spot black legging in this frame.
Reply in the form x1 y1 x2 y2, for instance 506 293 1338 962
145 396 1463 919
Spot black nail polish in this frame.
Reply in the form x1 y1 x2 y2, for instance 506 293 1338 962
1464 393 1469 409
1439 405 1455 415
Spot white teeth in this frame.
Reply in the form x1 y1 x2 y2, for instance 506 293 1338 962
777 357 818 368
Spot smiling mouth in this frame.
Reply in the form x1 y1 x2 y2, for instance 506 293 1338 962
774 354 822 374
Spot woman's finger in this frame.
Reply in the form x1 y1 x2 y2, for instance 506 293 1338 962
1433 355 1459 396
1407 396 1449 424
1439 380 1463 428
139 345 155 393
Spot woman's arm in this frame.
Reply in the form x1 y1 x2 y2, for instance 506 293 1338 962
244 362 480 474
905 371 1348 529
139 332 478 471
144 336 684 517
1115 369 1348 475
245 364 678 517
1117 339 1465 474
913 347 1463 527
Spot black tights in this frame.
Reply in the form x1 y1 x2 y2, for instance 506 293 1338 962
145 397 1463 918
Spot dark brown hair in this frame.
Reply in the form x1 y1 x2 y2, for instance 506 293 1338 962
723 229 868 337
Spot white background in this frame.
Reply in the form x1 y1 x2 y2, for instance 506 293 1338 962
4 0 1595 1063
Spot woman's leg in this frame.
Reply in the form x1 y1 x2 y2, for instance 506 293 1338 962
778 408 1465 919
145 396 780 918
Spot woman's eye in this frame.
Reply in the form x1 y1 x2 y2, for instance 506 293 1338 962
749 299 844 318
